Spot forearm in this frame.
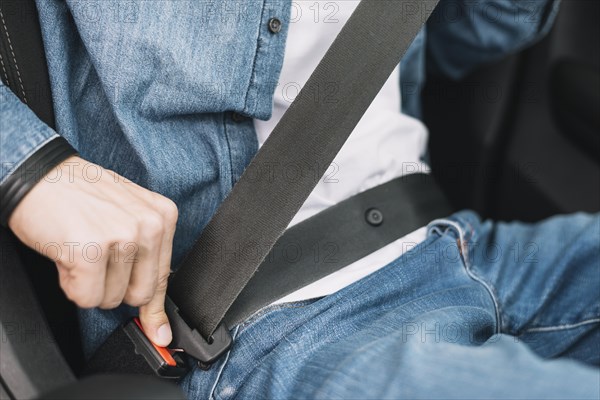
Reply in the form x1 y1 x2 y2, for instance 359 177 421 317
427 0 561 80
0 82 76 226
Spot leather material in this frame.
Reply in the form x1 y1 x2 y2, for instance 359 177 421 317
0 0 56 127
0 228 76 399
0 1 76 227
550 59 600 161
38 375 185 400
0 137 77 227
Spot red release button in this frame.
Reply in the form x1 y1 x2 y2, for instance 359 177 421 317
133 317 177 367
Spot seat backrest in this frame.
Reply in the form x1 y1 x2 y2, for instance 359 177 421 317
0 228 75 399
0 1 83 397
0 0 55 127
423 0 600 222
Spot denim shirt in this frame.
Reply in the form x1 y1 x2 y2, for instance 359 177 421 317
0 0 558 265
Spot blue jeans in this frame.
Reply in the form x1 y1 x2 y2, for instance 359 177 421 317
173 210 599 399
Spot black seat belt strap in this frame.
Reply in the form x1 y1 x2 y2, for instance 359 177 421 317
3 0 443 374
168 0 440 346
224 173 453 328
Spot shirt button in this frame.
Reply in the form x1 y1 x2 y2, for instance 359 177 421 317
365 208 384 227
268 18 282 34
231 112 248 123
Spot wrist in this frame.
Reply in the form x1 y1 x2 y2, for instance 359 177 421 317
1 137 77 228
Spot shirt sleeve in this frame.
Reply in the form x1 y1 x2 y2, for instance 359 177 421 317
426 0 561 80
0 81 76 226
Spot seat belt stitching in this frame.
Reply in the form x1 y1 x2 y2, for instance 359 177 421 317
0 9 28 104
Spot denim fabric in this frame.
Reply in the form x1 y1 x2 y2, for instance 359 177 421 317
29 0 558 360
426 0 561 80
402 0 560 118
28 0 294 266
1 0 575 394
2 0 559 191
0 82 59 179
175 210 598 399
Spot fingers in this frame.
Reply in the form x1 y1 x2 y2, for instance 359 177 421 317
57 252 107 309
139 270 172 346
139 197 178 346
123 215 162 307
12 157 181 331
100 242 134 309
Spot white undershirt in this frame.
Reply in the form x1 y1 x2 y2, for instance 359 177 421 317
254 1 430 304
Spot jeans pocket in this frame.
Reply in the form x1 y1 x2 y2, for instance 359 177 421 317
427 217 471 267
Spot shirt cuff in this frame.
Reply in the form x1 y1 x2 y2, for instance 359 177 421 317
0 136 77 227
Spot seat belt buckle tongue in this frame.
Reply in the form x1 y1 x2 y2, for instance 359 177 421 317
165 296 233 370
124 318 189 379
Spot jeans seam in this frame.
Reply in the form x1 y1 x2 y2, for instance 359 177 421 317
242 0 266 114
236 299 320 333
221 114 235 189
209 325 240 400
464 266 503 335
428 217 503 335
522 318 600 333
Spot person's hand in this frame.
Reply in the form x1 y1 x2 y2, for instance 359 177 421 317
8 156 178 347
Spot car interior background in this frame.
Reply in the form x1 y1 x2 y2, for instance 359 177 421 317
0 0 598 398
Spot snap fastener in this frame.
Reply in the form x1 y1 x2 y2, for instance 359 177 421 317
365 208 384 226
268 18 282 33
231 112 247 123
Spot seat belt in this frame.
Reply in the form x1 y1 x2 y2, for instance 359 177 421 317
3 0 441 376
165 0 441 366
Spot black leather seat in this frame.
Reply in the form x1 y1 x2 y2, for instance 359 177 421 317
38 375 185 400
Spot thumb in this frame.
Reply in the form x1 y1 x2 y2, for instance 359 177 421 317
139 196 177 347
139 277 172 347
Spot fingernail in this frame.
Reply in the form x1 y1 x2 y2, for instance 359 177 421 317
156 323 172 346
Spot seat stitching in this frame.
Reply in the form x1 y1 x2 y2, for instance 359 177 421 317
0 50 9 85
0 9 28 103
